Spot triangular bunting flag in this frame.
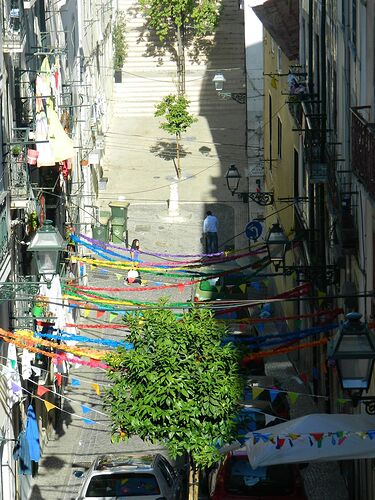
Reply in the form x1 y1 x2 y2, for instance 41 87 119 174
55 373 62 387
82 308 90 318
115 273 123 281
36 386 50 397
268 389 279 403
264 414 277 426
276 437 285 449
367 431 375 440
81 405 92 414
83 418 96 425
177 284 184 293
10 360 17 369
288 392 299 405
44 400 56 412
91 383 100 396
109 313 118 323
11 382 22 393
310 432 324 448
239 284 247 294
32 367 42 378
216 286 222 293
336 398 350 405
96 310 105 319
300 372 309 384
252 387 265 400
71 378 81 387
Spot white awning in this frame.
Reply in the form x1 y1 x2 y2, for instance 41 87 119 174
245 413 375 468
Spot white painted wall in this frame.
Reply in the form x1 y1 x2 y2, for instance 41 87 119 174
244 0 264 220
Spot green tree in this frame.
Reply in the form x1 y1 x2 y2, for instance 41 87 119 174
112 11 127 71
155 93 197 179
104 305 242 499
138 0 222 94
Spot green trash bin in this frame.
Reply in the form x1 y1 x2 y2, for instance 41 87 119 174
111 218 126 243
109 201 130 225
92 217 110 242
109 202 129 244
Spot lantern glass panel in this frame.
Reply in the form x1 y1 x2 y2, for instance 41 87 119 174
338 358 374 390
35 251 59 275
338 333 375 354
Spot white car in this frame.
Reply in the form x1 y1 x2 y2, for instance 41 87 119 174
76 453 181 499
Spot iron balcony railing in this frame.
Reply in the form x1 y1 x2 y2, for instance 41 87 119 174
2 2 26 52
351 106 375 201
9 127 31 202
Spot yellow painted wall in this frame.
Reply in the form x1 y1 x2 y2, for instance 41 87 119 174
263 31 301 320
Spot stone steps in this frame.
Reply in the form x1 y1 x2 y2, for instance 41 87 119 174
113 0 245 115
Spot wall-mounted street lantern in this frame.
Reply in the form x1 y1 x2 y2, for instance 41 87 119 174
328 312 375 415
212 73 246 104
265 223 290 271
27 219 66 286
212 72 226 91
264 221 337 284
225 165 274 206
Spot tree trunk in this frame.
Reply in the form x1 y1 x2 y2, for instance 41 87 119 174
188 456 200 500
176 133 182 179
176 25 186 95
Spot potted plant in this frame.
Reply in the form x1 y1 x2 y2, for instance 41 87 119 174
11 145 21 158
26 211 39 234
112 11 127 83
31 295 49 318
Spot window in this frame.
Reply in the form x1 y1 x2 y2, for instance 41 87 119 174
277 117 282 159
86 474 160 497
277 47 282 73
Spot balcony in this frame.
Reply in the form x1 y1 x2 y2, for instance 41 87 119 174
351 107 375 201
2 6 26 53
9 128 31 208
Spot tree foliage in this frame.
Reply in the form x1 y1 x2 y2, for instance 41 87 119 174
155 94 197 178
104 305 242 469
113 11 127 71
155 94 197 136
138 0 222 42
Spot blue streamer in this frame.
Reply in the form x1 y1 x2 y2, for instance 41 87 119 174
35 330 133 349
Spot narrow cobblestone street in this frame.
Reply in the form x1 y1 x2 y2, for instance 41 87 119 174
29 205 349 499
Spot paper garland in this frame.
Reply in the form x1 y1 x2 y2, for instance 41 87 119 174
1 329 109 360
242 338 329 362
250 429 375 449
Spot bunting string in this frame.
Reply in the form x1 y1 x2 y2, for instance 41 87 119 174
79 233 267 259
0 330 110 360
72 234 266 266
250 429 375 449
0 333 108 369
242 338 329 361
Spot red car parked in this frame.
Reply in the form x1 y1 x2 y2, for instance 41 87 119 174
210 451 307 500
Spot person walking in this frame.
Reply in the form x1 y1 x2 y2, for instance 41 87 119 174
203 210 219 254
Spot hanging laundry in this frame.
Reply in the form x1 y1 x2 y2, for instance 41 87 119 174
13 431 32 475
25 405 41 463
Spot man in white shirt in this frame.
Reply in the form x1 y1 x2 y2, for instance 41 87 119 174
203 210 219 254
